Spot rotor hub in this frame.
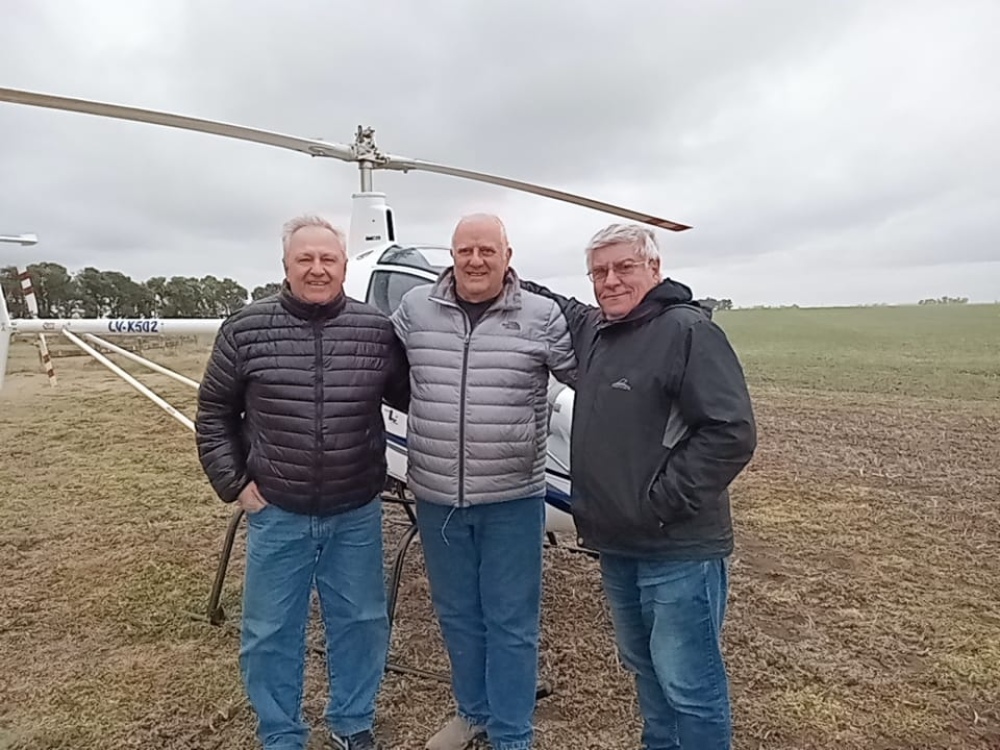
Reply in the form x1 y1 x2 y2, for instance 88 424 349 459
351 125 387 165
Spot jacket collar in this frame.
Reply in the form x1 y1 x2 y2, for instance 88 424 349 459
429 266 523 311
278 281 347 321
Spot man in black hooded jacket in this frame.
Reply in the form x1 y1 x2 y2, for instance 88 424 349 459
521 223 756 750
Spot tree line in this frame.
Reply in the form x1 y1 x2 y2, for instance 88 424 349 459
2 262 976 319
1 263 282 319
917 296 969 305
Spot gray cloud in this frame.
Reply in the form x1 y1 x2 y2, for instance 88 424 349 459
1 0 997 304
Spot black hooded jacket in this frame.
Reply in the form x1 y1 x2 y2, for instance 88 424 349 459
195 284 410 516
521 278 756 559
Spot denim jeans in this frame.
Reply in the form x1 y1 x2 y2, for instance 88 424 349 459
415 496 545 750
599 554 731 750
240 498 389 750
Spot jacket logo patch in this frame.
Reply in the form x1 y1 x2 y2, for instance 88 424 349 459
611 378 631 391
502 321 521 331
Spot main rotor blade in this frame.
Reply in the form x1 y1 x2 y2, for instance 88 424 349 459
0 233 38 245
381 156 691 232
0 87 355 161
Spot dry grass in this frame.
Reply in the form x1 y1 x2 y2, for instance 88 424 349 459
1 308 999 749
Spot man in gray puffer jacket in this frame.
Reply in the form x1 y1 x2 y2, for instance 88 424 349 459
391 213 576 750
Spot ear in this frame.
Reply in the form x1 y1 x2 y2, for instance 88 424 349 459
650 256 662 281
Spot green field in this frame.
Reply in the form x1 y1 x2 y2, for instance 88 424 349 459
0 303 998 750
718 303 1000 399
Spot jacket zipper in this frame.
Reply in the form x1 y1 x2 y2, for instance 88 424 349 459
313 319 323 514
457 310 472 506
430 295 480 508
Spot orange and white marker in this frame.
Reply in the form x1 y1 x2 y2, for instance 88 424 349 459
16 266 57 387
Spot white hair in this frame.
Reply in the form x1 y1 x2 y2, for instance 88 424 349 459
281 214 347 255
584 223 660 266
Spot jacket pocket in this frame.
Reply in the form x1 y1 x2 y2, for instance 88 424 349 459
643 401 695 527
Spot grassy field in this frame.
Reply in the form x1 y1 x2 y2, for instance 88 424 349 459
719 303 1000 399
0 303 998 749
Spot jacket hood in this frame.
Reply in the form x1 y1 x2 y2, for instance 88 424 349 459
646 278 695 307
599 277 705 329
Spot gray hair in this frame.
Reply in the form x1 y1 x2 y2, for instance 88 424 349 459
584 223 660 266
281 214 347 255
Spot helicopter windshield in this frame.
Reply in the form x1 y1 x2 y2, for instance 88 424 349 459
376 245 451 273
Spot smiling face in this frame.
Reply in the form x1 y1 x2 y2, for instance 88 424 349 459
283 225 347 304
451 214 512 302
588 241 661 319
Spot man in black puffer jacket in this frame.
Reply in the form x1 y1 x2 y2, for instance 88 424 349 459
521 223 756 750
195 215 408 750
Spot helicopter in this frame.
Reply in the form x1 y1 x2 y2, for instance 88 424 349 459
0 87 691 668
0 83 690 532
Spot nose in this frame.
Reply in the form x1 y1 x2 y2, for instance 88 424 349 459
307 258 325 276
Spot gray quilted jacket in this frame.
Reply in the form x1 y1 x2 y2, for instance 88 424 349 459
391 267 576 506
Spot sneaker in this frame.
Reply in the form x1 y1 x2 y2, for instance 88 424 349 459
425 715 486 750
326 729 382 750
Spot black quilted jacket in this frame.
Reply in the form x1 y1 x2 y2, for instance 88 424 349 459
195 285 410 516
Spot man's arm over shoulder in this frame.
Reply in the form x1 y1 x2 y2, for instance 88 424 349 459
195 323 250 503
383 326 411 413
649 317 757 523
541 298 577 388
519 278 598 345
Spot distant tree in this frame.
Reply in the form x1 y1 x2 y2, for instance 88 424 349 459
28 262 77 317
919 296 969 305
251 281 283 300
0 266 27 318
102 270 151 317
212 277 249 316
697 297 734 312
159 276 205 317
74 267 113 317
145 276 167 316
1 263 79 318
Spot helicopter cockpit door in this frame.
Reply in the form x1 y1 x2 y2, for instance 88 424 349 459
365 244 451 315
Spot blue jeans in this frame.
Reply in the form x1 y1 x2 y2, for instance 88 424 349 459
240 499 389 750
416 496 545 750
600 554 731 750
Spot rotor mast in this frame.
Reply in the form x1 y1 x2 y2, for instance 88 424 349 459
352 125 382 193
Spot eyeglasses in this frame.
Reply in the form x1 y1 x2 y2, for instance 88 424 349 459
586 259 648 283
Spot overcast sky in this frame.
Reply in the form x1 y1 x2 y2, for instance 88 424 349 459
1 0 998 307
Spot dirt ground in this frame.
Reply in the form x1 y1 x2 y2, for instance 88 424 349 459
1 335 998 750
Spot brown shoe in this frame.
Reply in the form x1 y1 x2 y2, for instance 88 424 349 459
425 715 485 750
